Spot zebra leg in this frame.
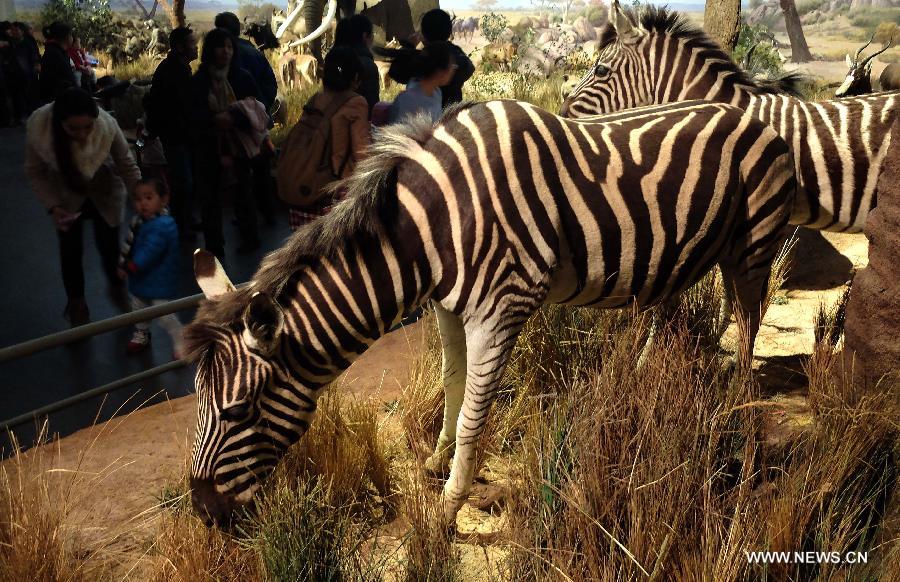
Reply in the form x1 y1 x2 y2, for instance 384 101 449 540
424 303 467 476
716 293 734 341
636 300 677 369
441 319 525 524
720 266 765 373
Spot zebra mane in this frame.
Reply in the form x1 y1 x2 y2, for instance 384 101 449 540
602 4 803 97
184 106 478 358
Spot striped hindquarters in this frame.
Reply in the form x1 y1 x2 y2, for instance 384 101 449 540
747 91 897 232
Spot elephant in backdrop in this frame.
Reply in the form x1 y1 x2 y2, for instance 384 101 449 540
273 0 439 62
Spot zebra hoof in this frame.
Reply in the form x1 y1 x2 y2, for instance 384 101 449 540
424 452 451 478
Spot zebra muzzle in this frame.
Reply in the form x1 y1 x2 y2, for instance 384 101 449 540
190 476 236 528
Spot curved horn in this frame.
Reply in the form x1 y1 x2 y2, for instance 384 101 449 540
742 43 758 70
293 0 337 46
275 0 306 39
860 36 894 70
853 33 875 64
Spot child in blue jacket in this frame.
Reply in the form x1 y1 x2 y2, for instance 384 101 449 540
118 178 184 357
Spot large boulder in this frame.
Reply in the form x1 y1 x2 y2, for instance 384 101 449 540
843 118 900 390
573 16 597 42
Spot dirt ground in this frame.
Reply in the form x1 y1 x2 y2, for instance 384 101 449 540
4 226 866 579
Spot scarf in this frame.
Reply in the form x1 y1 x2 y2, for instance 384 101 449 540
119 207 171 270
26 104 120 180
208 65 237 113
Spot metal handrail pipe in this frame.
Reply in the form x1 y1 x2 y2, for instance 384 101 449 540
0 359 190 432
0 293 204 363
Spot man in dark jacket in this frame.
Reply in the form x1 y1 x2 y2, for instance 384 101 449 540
146 27 198 233
420 9 474 107
39 22 77 104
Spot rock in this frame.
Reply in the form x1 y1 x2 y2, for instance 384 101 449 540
536 30 557 45
843 118 900 390
582 39 601 58
573 16 597 41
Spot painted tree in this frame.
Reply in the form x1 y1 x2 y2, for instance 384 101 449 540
133 0 160 19
159 0 186 27
473 0 499 10
703 0 741 53
779 0 813 62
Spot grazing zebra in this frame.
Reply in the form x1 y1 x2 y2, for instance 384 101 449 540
186 99 796 527
561 0 898 233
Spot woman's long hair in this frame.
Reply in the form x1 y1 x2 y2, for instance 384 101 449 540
375 41 453 85
322 46 363 91
200 27 237 71
52 87 99 193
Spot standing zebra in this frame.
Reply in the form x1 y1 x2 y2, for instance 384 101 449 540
186 99 796 527
561 0 898 233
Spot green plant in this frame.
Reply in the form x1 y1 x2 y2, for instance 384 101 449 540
39 0 117 52
733 22 786 78
849 8 900 29
797 0 827 16
480 12 509 45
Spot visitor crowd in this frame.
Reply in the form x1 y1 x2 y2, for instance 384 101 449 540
10 9 473 356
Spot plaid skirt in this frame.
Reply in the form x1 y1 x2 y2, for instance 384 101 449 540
287 188 349 231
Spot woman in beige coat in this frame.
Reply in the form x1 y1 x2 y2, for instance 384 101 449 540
25 87 141 326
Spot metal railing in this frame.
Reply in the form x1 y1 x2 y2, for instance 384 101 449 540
0 293 205 432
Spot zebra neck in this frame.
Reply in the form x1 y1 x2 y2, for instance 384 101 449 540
279 233 429 382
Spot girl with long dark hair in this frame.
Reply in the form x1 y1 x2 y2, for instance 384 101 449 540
380 41 456 124
25 87 141 326
190 27 263 259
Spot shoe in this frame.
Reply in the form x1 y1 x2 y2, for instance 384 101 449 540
236 239 261 254
64 298 90 327
127 329 151 353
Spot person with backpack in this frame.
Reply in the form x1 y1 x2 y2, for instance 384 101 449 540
334 14 380 115
276 46 369 231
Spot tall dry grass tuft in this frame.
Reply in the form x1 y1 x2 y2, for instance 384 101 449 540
399 310 446 461
0 429 95 582
503 313 758 580
398 461 460 582
278 388 392 507
150 514 260 582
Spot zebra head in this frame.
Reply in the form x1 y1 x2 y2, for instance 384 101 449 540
560 0 652 117
186 251 299 527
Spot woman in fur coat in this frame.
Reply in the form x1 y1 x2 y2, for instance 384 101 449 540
25 87 142 326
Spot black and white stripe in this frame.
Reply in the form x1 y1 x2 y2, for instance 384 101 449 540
561 1 898 232
186 99 796 526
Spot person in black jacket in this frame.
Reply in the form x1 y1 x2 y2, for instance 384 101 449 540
191 27 263 259
39 22 77 104
214 12 276 111
214 12 279 226
335 14 380 115
420 9 474 108
146 26 198 233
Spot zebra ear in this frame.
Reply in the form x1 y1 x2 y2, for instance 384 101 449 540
609 0 633 35
242 292 285 355
194 249 236 300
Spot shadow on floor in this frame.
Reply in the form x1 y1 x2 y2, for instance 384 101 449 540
782 227 854 291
